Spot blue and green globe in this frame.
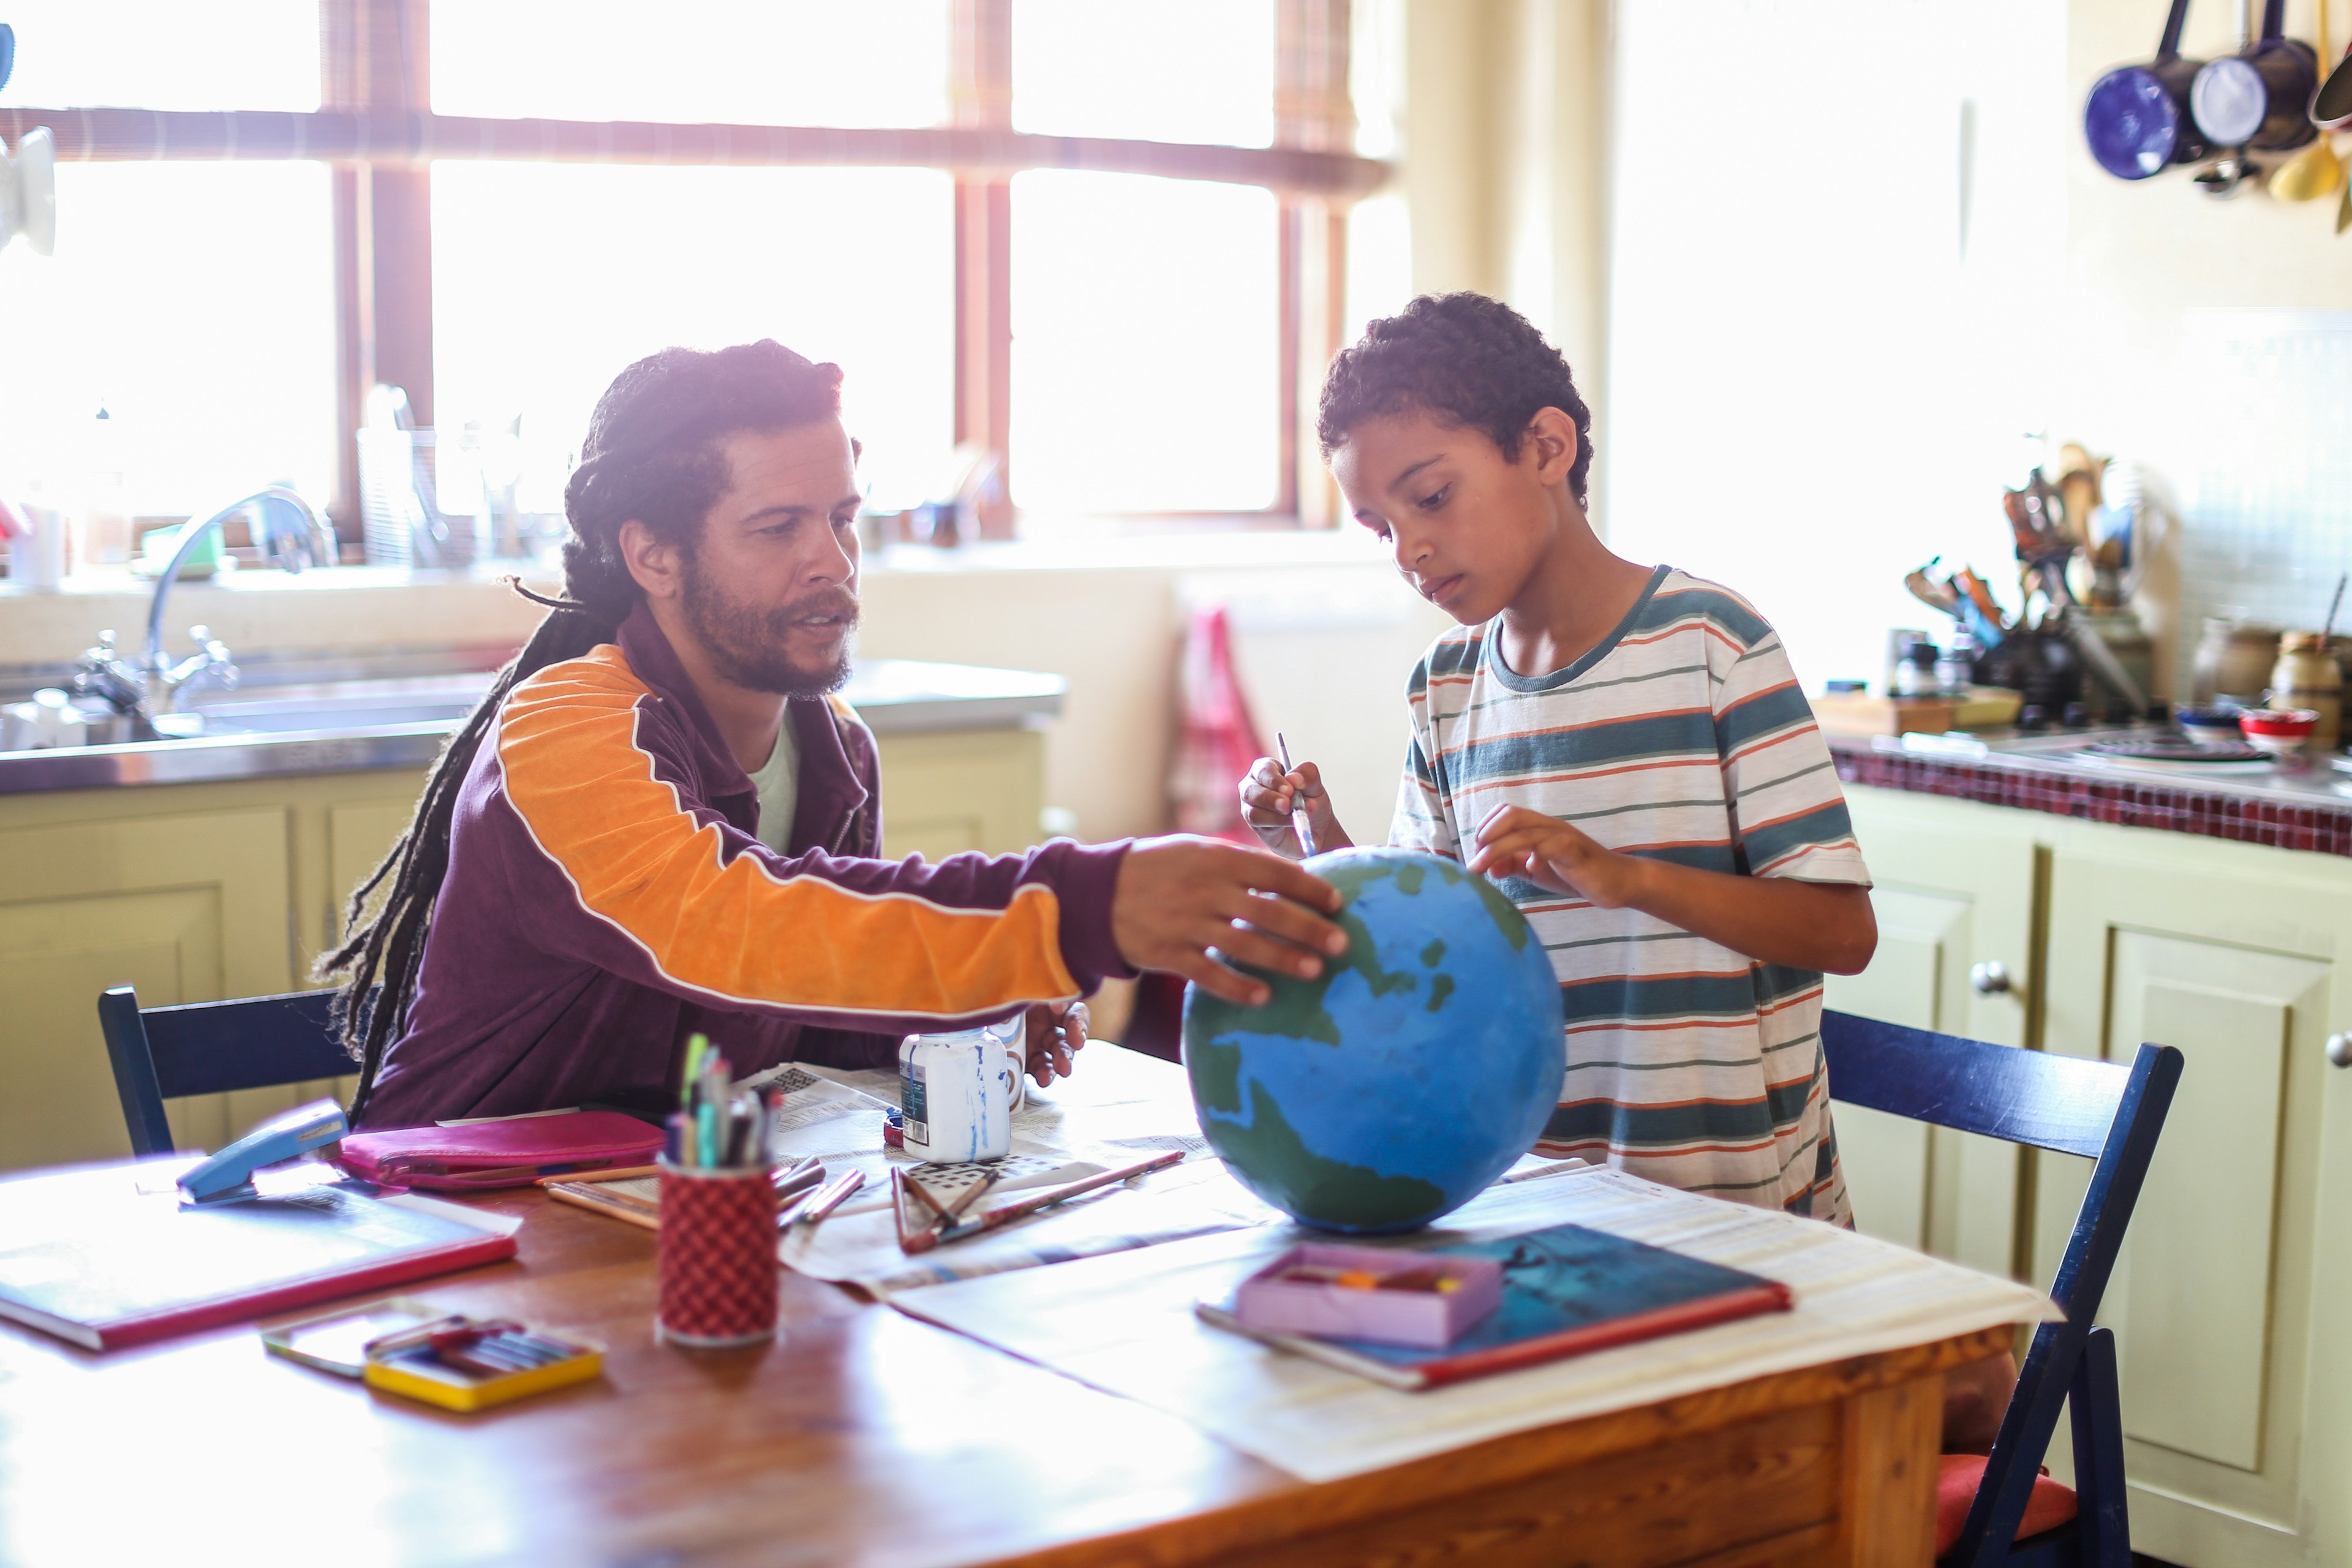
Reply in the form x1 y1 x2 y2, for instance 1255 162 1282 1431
1183 847 1566 1233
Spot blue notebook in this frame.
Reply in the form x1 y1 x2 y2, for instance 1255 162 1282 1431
1200 1222 1794 1390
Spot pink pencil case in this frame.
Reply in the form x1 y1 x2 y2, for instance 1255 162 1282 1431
338 1112 666 1190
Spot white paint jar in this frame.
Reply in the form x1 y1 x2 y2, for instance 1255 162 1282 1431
899 1020 1024 1164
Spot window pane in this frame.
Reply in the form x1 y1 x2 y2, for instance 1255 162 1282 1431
432 165 954 513
1009 172 1278 514
1013 0 1274 147
432 1 948 127
1 1 319 111
0 164 336 517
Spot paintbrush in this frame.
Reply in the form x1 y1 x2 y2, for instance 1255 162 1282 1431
900 1150 1185 1255
1276 732 1318 857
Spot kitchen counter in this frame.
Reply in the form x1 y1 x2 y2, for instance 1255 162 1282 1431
1830 727 2352 857
0 655 1066 796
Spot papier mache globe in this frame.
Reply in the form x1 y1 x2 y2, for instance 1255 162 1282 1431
1183 848 1565 1233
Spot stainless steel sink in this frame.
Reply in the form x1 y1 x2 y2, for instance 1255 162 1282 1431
0 656 1063 794
181 675 495 736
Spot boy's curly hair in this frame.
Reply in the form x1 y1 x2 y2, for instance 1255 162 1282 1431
1316 292 1595 505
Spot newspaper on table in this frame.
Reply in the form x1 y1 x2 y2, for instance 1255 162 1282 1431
891 1163 2060 1483
745 1049 1578 1300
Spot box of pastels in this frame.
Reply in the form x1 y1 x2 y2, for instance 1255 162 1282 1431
1232 1245 1502 1349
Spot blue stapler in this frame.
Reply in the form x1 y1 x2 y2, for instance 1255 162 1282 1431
178 1098 350 1205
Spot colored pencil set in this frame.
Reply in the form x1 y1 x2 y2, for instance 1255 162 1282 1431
669 1031 781 1170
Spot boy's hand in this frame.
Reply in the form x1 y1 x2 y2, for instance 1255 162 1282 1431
1112 836 1349 1006
1238 757 1349 858
1465 805 1646 908
1021 1000 1088 1086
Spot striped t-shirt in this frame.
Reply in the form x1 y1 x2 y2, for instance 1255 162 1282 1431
1390 565 1869 1223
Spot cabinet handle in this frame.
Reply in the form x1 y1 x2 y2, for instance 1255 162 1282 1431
2329 1033 2352 1069
1970 960 2012 996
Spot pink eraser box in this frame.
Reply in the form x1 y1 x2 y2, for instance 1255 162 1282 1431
1231 1245 1503 1349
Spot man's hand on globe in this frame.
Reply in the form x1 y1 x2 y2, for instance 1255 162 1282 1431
1465 804 1642 908
1111 837 1348 1006
1237 756 1353 860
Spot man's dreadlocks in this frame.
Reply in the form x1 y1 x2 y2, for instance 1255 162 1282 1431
318 340 846 1119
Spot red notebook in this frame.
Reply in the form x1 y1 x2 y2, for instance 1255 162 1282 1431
0 1158 519 1351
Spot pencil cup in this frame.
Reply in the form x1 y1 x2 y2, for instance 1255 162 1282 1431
655 1159 779 1349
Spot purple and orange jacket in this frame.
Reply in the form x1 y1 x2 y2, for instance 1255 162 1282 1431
359 603 1133 1128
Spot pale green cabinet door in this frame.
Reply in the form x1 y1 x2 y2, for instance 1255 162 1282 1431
875 729 1047 861
1826 788 2038 1278
0 809 295 1172
2041 831 2352 1568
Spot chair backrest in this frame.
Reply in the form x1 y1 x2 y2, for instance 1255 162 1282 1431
96 986 354 1156
1820 1011 2180 1567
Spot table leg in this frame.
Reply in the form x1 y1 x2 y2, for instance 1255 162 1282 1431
1833 1373 1943 1566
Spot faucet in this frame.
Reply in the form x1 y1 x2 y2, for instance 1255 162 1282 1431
73 487 337 733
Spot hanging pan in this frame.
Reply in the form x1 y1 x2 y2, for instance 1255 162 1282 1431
2192 0 2318 151
2086 0 2209 178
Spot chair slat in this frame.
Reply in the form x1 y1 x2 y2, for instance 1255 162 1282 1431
141 990 351 1099
1820 1012 2125 1160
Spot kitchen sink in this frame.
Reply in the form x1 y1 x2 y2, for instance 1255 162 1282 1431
181 674 496 736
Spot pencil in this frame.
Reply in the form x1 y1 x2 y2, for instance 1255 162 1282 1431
903 1170 953 1221
940 1168 997 1224
902 1150 1183 1255
535 1164 661 1187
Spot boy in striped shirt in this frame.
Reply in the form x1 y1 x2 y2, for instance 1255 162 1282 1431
1242 295 2017 1449
1242 291 1879 1222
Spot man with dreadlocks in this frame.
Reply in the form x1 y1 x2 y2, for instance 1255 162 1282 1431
323 340 1346 1128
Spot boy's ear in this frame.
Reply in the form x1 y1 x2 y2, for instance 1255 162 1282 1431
618 518 685 602
1524 406 1582 488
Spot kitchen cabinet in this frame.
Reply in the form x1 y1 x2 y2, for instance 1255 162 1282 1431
1828 787 2040 1279
875 728 1047 862
2038 826 2352 1568
0 725 1050 1174
1838 781 2352 1568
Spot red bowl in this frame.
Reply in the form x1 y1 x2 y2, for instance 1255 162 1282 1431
2240 707 2319 736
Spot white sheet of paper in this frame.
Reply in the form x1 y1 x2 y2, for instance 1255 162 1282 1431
892 1164 2060 1483
763 1046 1602 1298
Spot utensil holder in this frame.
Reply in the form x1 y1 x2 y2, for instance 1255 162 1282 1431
655 1159 779 1349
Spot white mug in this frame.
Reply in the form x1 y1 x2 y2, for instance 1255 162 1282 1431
899 1019 1025 1164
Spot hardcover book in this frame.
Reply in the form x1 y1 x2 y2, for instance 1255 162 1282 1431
0 1158 518 1351
1199 1221 1793 1390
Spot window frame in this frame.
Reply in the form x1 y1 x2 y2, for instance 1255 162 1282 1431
0 0 1386 540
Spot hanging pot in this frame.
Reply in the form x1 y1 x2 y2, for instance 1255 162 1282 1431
2311 34 2352 125
2192 0 2319 151
2086 0 2209 178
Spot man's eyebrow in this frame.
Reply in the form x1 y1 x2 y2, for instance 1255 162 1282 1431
733 494 861 528
1387 454 1447 492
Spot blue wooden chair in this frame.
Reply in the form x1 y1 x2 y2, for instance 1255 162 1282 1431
1820 1009 2182 1568
96 985 356 1156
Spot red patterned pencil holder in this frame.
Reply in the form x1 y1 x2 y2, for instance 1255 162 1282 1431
656 1159 779 1349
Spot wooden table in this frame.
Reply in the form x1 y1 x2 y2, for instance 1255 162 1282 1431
0 1182 1997 1568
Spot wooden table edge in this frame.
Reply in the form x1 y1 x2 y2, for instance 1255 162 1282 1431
982 1324 2011 1568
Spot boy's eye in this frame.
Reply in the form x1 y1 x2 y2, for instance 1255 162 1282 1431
1357 516 1393 542
1418 485 1450 511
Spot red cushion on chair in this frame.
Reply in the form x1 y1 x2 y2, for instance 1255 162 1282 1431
1935 1455 2079 1558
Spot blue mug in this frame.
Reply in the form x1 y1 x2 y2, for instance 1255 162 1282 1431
2085 0 2208 179
2190 0 2318 151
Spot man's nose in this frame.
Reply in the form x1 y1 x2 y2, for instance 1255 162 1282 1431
806 521 858 587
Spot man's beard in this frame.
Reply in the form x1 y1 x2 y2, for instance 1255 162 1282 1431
678 550 859 698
